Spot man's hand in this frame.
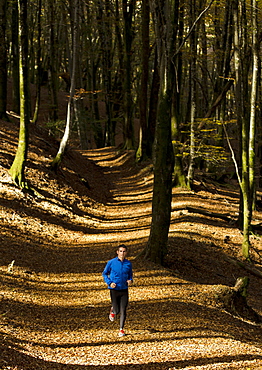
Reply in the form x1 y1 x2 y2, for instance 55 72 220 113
110 282 116 288
127 280 132 286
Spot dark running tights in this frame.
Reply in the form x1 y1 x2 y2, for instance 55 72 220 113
110 289 129 329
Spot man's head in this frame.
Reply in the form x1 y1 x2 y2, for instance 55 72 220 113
117 244 128 261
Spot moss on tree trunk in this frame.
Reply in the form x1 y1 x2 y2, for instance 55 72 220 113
9 0 30 190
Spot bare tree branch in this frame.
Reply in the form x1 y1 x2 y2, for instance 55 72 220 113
173 0 215 58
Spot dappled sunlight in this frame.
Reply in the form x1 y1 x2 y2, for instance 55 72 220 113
1 127 262 369
2 262 262 368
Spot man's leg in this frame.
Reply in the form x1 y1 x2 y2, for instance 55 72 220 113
119 290 129 330
110 290 120 315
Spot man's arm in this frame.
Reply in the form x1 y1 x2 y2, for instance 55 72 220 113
127 262 133 285
102 261 112 286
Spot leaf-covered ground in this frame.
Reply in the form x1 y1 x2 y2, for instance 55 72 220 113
1 117 262 370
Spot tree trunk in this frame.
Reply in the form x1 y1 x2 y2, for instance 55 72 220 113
122 0 135 149
145 0 175 264
172 1 186 188
97 0 114 146
136 0 150 162
112 0 125 147
32 0 42 124
187 0 197 189
9 0 30 189
51 0 78 171
72 1 89 150
147 47 160 158
146 93 174 264
232 0 251 260
91 64 103 148
0 0 8 120
249 0 259 213
48 0 58 122
199 0 208 114
11 0 20 115
75 97 89 149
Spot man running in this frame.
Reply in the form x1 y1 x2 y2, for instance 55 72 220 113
102 244 133 337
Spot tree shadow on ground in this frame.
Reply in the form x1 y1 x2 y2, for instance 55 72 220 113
1 343 262 370
165 235 255 286
1 296 262 346
2 258 262 370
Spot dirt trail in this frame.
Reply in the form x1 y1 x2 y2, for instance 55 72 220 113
1 146 262 370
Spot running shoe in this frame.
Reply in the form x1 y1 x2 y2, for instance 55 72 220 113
118 329 125 337
109 307 115 322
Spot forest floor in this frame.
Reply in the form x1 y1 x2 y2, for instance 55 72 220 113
1 112 262 370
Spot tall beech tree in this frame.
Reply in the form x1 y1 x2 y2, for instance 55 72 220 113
51 0 79 171
186 0 198 189
48 0 58 122
9 0 30 189
136 0 150 161
232 0 249 259
147 47 160 158
11 0 20 115
0 0 8 120
122 0 136 149
97 0 114 146
72 1 89 150
145 0 175 264
172 1 187 188
32 0 42 124
82 2 103 148
228 0 260 260
249 0 259 213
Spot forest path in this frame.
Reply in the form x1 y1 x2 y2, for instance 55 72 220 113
1 146 262 370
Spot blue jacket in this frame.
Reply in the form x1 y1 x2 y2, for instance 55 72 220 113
102 257 133 290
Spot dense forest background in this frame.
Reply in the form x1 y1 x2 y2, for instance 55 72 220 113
0 0 262 261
